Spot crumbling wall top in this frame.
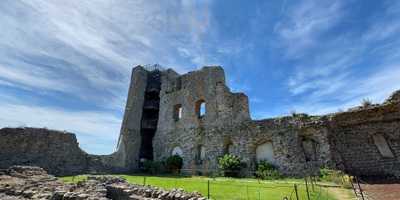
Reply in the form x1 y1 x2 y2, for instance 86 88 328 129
385 90 400 104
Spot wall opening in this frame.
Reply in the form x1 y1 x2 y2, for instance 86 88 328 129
373 134 395 158
172 146 183 157
301 138 318 162
256 142 275 164
196 145 206 164
223 140 234 155
173 104 183 121
195 100 206 118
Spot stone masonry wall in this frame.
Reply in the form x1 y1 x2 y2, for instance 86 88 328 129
151 66 335 176
0 128 88 176
328 97 400 176
151 66 400 176
153 66 252 172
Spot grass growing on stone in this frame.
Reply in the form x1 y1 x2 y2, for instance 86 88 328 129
61 175 338 200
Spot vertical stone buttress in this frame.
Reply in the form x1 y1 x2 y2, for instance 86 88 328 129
116 66 148 171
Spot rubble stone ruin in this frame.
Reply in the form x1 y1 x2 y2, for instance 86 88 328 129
1 65 400 177
0 165 205 200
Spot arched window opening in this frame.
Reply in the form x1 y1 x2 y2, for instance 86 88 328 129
301 138 318 162
172 146 183 157
255 142 276 164
173 104 183 121
224 142 234 155
195 100 206 118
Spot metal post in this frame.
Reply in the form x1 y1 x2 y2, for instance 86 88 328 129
143 176 146 186
305 177 311 200
246 185 249 200
294 184 299 200
350 177 358 197
207 180 210 199
355 177 365 200
311 177 315 192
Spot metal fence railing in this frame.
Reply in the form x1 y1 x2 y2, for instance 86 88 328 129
122 175 335 200
66 168 348 200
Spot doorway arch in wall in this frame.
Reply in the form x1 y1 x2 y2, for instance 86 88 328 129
171 146 183 157
301 138 318 162
255 142 276 164
223 138 234 155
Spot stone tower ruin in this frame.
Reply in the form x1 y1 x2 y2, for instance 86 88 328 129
116 65 251 171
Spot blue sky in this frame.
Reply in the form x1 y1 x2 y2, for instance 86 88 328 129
1 0 400 154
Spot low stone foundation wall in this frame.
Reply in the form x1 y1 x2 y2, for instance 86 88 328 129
0 165 206 200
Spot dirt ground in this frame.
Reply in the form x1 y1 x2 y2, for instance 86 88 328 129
361 183 400 200
326 187 357 200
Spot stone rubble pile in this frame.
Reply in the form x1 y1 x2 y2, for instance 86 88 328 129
0 166 206 200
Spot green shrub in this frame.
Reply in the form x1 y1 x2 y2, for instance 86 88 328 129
255 160 281 180
165 155 183 174
218 154 242 177
143 160 165 174
319 167 352 188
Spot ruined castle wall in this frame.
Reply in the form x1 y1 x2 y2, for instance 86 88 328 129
0 128 88 176
156 66 250 133
329 100 400 176
153 66 251 170
152 67 332 176
152 66 338 176
212 117 334 176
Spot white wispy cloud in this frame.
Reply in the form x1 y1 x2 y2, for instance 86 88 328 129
0 0 216 107
0 0 217 154
279 0 400 115
274 0 343 58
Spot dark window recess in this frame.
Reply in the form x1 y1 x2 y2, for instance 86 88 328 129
175 77 182 90
301 138 318 162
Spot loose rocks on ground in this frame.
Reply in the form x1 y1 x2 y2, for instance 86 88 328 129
0 166 205 200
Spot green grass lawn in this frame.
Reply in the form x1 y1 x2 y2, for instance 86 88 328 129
61 175 337 200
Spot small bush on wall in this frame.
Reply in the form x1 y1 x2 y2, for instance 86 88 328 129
165 155 183 174
218 154 243 177
255 160 281 180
